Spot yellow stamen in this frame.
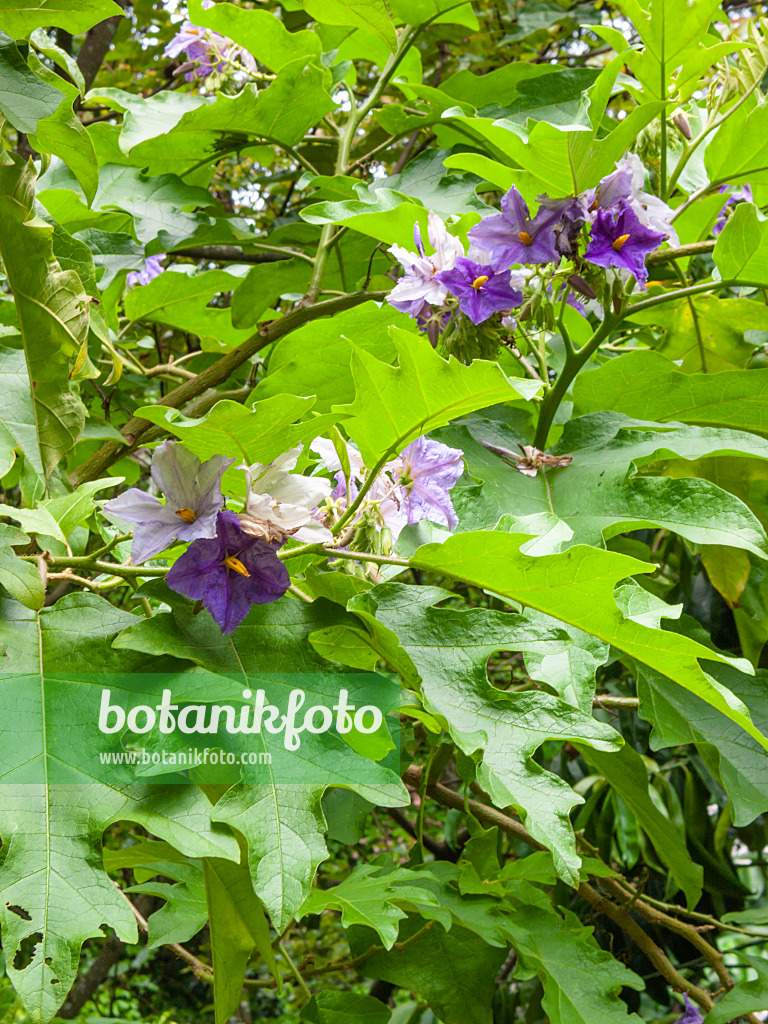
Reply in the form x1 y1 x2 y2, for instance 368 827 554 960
223 556 250 577
612 233 630 251
518 230 533 245
471 275 489 290
175 507 197 523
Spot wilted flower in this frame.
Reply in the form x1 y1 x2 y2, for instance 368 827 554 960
103 441 234 563
479 439 573 478
673 994 703 1024
126 254 165 288
713 182 753 235
238 446 332 545
436 257 524 325
584 201 666 285
166 510 289 634
387 212 465 319
469 186 560 268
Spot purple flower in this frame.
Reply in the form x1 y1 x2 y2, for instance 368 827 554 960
436 257 524 325
380 437 464 537
673 994 703 1024
713 182 753 235
103 441 234 564
468 186 560 269
126 254 165 288
166 510 289 634
163 2 257 83
583 201 666 285
586 155 679 247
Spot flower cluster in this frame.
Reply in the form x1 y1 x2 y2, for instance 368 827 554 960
387 153 675 333
163 0 257 83
103 435 464 634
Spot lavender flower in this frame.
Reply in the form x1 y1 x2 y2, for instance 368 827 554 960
166 510 289 634
673 995 703 1024
164 1 256 82
238 446 332 545
468 186 560 268
584 201 666 285
103 441 233 563
387 212 465 319
713 183 753 235
436 257 524 325
126 254 165 288
379 436 464 538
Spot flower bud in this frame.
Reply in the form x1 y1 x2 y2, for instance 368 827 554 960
567 274 597 300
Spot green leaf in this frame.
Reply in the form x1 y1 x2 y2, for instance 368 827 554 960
0 503 66 543
0 0 123 38
334 327 540 467
299 0 396 52
573 349 768 435
0 30 62 132
126 859 208 947
439 57 663 198
442 412 768 558
125 269 254 353
135 393 334 469
500 901 643 1024
350 584 620 884
203 856 280 1024
114 591 409 929
38 477 120 539
188 0 322 72
126 64 336 177
704 953 768 1024
0 159 87 477
0 546 44 609
705 97 768 187
522 609 609 710
701 545 751 608
302 992 393 1024
410 532 768 751
577 741 702 905
301 184 426 246
230 258 312 330
638 661 768 826
612 0 744 102
300 863 440 948
257 302 403 411
39 163 216 248
712 201 768 285
627 295 767 372
26 51 97 204
0 349 45 490
352 916 508 1024
0 593 239 1022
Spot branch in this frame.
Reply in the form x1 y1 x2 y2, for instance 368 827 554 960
646 241 715 264
75 0 129 94
172 245 313 265
71 290 387 487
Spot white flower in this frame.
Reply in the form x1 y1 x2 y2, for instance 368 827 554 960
387 211 465 318
238 446 332 544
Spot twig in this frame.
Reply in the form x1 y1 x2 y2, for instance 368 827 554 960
71 290 388 487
